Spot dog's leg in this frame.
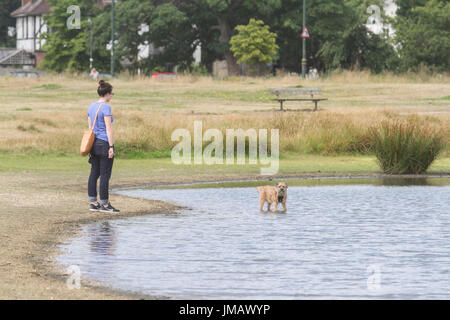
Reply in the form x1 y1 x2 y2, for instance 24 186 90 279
267 202 272 212
259 197 265 213
273 202 278 213
282 201 287 213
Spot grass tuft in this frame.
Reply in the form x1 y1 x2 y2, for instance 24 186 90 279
369 120 446 174
17 124 42 133
33 84 62 90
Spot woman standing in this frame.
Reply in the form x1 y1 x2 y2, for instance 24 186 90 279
87 80 120 213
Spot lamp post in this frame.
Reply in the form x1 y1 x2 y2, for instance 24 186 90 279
301 0 307 79
111 0 115 77
88 18 93 70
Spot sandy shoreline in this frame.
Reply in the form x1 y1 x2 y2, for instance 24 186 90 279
0 169 187 300
1 171 449 300
31 197 184 300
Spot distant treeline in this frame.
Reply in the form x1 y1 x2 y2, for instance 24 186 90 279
7 0 447 75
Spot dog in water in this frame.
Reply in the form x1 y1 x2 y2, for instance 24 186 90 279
256 182 288 213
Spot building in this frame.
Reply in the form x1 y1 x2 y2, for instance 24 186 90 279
10 0 51 66
0 48 35 69
6 0 112 68
5 0 200 71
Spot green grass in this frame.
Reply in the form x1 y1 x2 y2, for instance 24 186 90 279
17 124 42 133
32 118 58 127
117 149 172 159
175 89 273 103
1 153 448 175
158 177 450 189
33 84 63 90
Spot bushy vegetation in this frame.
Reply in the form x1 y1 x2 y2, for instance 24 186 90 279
369 120 446 174
394 0 450 72
0 0 20 47
230 19 278 68
27 0 448 75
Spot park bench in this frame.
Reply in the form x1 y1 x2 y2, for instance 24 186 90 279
268 88 328 111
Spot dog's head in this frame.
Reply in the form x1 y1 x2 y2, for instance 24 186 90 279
276 182 288 195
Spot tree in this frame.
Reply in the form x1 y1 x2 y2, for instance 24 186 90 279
255 0 397 73
0 0 20 47
311 0 397 73
90 0 154 74
395 0 429 18
178 0 281 75
394 0 450 72
143 2 197 73
40 0 104 72
91 0 196 75
230 18 278 73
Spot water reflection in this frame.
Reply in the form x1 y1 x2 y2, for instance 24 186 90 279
380 177 430 186
152 177 450 190
88 222 116 256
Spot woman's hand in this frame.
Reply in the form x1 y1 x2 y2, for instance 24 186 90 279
104 116 114 158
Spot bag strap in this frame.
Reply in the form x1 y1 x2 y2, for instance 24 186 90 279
90 103 104 130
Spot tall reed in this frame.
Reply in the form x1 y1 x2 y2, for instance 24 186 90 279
369 120 445 174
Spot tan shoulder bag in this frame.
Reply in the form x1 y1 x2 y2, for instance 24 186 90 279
80 103 104 156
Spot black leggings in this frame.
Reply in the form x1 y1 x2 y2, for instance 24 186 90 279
88 138 114 204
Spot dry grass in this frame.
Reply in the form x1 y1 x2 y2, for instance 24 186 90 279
1 70 448 299
0 71 449 156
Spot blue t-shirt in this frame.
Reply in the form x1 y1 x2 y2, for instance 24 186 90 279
87 102 114 143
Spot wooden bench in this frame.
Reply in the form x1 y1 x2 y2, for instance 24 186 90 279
268 88 328 111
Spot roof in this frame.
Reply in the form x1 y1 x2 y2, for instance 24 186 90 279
11 0 51 18
0 48 35 66
11 0 114 18
0 48 18 61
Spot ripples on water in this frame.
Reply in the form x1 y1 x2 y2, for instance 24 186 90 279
58 179 450 299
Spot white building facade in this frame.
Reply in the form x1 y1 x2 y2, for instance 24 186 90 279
11 0 50 53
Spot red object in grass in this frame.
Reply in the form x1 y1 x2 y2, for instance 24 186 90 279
152 72 178 79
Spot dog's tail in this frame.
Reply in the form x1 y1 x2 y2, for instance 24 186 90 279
256 186 264 192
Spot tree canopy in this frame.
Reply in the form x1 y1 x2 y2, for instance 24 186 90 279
40 0 104 72
230 18 278 67
395 0 450 72
0 0 20 47
27 0 449 75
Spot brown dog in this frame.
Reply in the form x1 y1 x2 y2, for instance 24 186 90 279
256 182 288 213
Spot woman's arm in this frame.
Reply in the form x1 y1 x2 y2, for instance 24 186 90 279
88 117 91 130
104 116 114 158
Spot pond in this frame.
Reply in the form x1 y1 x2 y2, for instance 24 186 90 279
57 178 450 299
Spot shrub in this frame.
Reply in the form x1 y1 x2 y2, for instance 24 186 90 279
369 120 445 174
230 19 278 71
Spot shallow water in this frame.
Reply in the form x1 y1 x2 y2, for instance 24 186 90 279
58 178 450 299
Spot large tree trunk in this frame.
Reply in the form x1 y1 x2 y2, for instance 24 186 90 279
217 17 239 76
